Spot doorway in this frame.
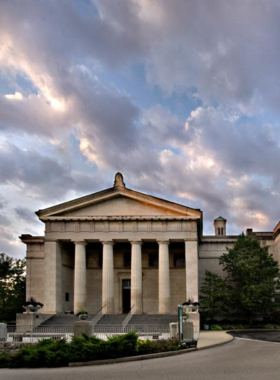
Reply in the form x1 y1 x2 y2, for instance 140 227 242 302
122 279 131 313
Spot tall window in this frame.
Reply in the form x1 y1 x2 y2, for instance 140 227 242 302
98 251 103 268
149 253 158 267
123 252 131 268
218 228 224 235
174 253 185 267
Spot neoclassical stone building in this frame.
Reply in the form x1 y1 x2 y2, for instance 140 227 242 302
20 173 280 315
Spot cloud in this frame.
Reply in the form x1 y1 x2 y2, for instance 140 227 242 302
96 0 280 114
14 207 38 225
0 142 75 199
1 0 280 258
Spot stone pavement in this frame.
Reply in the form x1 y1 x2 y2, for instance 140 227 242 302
197 330 234 349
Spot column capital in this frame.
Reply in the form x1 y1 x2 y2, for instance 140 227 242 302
73 241 87 246
130 240 142 245
184 238 198 242
102 241 115 246
157 240 170 245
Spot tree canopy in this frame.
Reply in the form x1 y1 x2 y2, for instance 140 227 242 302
219 234 280 322
0 253 26 322
200 270 229 321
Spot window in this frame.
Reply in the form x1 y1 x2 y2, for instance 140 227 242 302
174 253 185 267
123 279 131 289
123 252 131 268
149 253 158 267
65 292 69 302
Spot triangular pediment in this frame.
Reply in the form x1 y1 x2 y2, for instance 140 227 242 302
36 186 201 220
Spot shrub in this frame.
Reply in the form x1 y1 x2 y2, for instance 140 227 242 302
0 353 13 368
0 333 180 368
136 338 179 354
209 324 223 331
209 323 280 331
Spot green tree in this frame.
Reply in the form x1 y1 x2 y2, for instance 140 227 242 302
219 234 280 323
200 270 229 321
0 253 26 322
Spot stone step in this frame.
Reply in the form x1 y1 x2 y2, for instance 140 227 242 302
128 314 177 325
96 314 126 325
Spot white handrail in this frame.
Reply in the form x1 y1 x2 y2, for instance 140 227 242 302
91 304 106 325
122 304 135 328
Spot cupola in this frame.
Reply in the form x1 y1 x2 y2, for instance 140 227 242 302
214 216 226 236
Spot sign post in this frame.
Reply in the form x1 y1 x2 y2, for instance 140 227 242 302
178 304 183 345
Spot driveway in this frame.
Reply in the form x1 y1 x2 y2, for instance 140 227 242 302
1 336 280 380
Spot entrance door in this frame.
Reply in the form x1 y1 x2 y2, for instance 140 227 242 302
122 279 131 313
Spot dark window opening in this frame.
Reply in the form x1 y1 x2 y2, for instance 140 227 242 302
122 279 131 313
123 252 131 268
65 292 69 302
98 252 103 268
149 253 158 267
218 227 224 235
174 253 185 267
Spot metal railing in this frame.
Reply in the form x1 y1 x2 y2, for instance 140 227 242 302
91 304 106 325
5 325 74 343
92 324 170 341
3 323 171 343
122 304 135 328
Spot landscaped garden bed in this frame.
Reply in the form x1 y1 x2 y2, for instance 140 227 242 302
0 332 181 368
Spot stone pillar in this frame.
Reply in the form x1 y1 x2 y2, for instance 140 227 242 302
74 241 87 314
131 241 142 314
158 241 170 314
185 239 199 302
102 241 115 314
44 241 62 314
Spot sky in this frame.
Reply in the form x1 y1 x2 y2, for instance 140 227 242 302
1 0 280 259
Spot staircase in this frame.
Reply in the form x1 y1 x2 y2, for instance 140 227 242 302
128 314 177 326
33 314 93 333
32 313 177 335
95 314 126 326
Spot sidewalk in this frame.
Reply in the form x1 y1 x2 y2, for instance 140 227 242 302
197 331 234 349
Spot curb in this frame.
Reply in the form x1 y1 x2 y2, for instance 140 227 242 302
69 347 197 367
69 334 234 367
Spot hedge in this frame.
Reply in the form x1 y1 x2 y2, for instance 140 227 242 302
0 333 180 368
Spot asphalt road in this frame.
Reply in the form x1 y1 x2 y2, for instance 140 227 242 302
1 337 280 380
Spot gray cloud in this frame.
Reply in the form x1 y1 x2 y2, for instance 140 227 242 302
1 0 280 257
14 207 38 225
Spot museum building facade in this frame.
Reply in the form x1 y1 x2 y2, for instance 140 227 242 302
20 173 280 316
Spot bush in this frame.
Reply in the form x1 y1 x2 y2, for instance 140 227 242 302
0 333 182 368
209 323 280 331
136 338 179 354
13 338 70 368
0 353 13 368
0 332 140 368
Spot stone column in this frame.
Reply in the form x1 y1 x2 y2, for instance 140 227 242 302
185 239 199 302
44 241 62 314
158 241 170 314
131 241 142 314
102 241 115 314
74 241 87 314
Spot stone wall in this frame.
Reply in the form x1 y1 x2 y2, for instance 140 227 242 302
26 243 45 307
